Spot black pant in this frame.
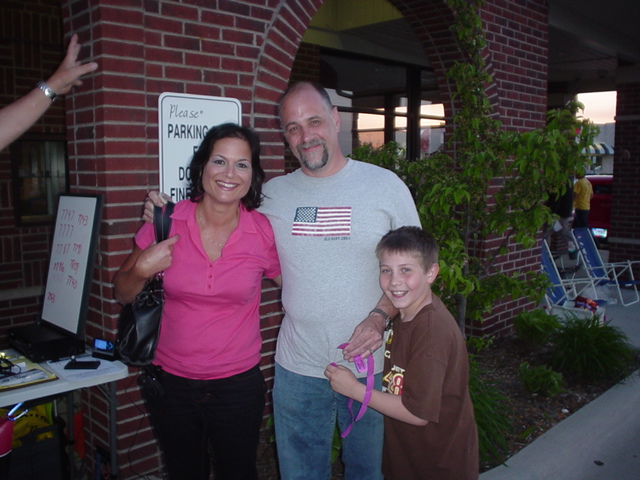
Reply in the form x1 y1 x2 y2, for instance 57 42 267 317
142 364 266 480
573 209 589 229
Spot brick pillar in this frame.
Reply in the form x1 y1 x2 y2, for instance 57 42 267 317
470 0 550 336
609 81 640 276
59 0 296 477
61 0 159 475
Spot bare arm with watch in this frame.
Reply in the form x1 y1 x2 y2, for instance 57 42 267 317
341 296 396 361
0 33 98 151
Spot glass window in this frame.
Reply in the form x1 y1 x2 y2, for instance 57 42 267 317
328 88 446 159
357 112 386 148
392 102 445 156
11 136 68 225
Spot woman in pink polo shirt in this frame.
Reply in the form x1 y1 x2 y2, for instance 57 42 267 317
114 123 281 480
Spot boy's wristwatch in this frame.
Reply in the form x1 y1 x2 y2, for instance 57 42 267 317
37 81 58 102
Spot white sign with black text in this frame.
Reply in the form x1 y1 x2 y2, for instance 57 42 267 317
158 92 241 202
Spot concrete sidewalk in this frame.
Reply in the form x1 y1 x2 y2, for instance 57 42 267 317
481 276 640 480
480 371 640 480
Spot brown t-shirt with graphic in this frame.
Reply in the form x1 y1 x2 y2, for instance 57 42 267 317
382 296 479 480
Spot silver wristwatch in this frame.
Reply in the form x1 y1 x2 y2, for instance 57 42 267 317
37 81 58 102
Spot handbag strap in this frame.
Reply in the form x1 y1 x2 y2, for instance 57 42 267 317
153 202 175 243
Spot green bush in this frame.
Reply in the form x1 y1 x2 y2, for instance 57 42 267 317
513 310 561 345
551 314 635 381
468 355 512 465
467 335 494 354
519 362 564 397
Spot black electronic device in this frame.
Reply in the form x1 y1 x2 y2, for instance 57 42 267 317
64 358 101 370
92 338 116 361
9 324 85 363
9 194 103 362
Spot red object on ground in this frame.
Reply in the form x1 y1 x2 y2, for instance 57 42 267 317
0 417 14 457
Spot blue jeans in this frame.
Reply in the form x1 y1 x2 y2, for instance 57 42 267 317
142 364 266 480
273 363 383 480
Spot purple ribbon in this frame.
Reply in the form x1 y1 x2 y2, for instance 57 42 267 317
336 343 374 438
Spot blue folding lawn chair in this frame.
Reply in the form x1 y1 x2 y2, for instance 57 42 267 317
540 240 606 319
572 227 640 306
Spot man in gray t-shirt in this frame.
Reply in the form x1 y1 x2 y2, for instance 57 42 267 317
263 82 420 480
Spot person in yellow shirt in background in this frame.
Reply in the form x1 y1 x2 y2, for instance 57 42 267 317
573 173 593 230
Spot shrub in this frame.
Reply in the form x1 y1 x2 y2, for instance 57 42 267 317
551 314 635 381
468 354 512 465
513 309 561 345
519 362 564 397
467 335 494 354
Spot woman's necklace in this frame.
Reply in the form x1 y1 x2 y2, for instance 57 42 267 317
197 208 232 250
202 229 226 248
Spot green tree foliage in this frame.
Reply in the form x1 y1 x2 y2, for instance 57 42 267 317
354 0 599 328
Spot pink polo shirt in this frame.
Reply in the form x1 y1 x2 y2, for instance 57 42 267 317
135 200 280 380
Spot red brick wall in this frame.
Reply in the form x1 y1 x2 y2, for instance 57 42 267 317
480 0 548 128
609 81 640 277
0 1 66 338
60 0 298 476
472 0 549 335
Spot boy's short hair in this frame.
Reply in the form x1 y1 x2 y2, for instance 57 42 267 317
376 226 439 271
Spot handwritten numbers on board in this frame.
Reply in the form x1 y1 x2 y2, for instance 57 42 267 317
41 195 103 334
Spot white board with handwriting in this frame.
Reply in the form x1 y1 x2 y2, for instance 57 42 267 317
41 194 103 336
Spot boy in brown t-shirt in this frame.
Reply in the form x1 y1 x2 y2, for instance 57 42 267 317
325 226 479 480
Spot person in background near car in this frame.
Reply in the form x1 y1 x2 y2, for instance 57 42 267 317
573 172 593 230
543 177 576 254
0 34 98 151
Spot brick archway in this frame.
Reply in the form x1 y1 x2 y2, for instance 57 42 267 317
249 0 471 172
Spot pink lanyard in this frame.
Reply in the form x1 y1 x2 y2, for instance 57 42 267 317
336 343 374 438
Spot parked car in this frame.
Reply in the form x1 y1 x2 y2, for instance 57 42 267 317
585 174 612 243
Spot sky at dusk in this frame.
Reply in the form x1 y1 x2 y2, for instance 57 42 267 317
577 91 616 124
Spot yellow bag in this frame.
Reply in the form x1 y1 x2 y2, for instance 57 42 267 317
0 403 53 448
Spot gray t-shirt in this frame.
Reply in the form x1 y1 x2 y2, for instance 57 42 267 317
259 159 420 378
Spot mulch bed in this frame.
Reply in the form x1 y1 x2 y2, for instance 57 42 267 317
473 335 640 472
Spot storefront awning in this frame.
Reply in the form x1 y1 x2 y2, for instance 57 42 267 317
584 142 614 155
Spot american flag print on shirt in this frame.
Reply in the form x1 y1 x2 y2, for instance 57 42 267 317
291 206 352 237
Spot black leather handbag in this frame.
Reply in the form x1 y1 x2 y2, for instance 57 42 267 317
117 202 174 366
